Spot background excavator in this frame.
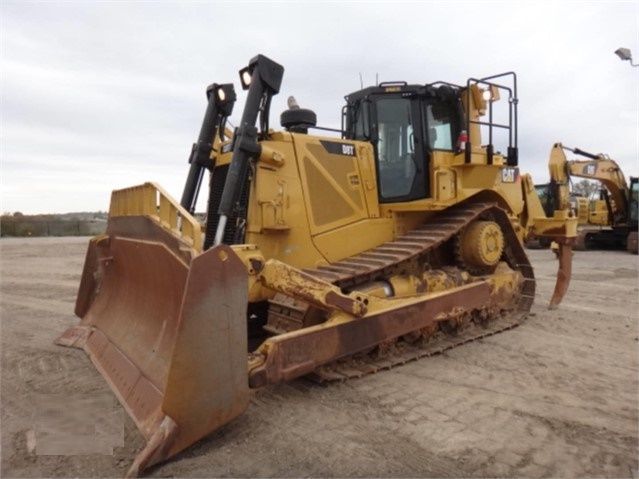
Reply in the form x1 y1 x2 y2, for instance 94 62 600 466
546 144 638 254
55 54 577 477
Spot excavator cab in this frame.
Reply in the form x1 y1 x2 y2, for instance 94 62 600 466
629 177 638 224
628 177 638 253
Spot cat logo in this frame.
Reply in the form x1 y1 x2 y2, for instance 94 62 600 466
501 167 518 183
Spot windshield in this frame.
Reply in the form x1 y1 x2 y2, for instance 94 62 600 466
630 180 638 222
375 98 416 199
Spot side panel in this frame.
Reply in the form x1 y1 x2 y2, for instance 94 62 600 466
291 135 401 263
244 134 393 269
294 136 370 236
589 199 610 226
312 218 395 264
245 136 328 269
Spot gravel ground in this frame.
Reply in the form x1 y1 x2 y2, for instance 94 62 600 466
1 236 637 478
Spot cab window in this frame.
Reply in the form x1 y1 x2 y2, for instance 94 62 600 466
630 180 638 222
375 98 416 199
425 102 454 150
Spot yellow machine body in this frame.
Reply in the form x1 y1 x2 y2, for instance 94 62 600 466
548 143 638 253
56 55 577 476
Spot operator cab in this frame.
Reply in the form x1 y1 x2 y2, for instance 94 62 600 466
342 82 464 203
342 73 519 205
630 177 639 224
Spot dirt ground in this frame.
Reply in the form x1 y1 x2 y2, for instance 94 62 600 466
1 236 637 478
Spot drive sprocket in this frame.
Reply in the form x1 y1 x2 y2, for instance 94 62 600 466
455 219 505 275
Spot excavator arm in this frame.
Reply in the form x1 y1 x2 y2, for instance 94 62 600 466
550 143 631 224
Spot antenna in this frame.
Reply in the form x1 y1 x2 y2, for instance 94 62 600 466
359 72 363 89
376 73 379 86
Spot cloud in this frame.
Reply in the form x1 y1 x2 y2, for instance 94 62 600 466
1 1 637 214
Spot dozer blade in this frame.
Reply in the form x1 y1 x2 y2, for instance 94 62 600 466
56 236 249 477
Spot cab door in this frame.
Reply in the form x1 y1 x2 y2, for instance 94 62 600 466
372 96 429 202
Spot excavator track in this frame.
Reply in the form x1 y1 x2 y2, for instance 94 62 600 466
268 201 535 382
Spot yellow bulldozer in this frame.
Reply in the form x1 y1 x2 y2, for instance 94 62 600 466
55 54 577 477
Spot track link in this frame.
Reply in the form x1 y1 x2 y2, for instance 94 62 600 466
312 314 522 382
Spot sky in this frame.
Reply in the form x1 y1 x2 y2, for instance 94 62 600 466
1 1 638 215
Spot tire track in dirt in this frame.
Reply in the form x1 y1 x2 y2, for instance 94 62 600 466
2 293 76 318
155 379 477 478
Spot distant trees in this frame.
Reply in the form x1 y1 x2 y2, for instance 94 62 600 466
0 213 106 237
572 179 601 199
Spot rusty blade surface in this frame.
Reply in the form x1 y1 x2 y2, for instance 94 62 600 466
74 234 102 319
161 244 249 459
57 236 190 438
549 242 573 309
123 244 250 476
56 227 250 476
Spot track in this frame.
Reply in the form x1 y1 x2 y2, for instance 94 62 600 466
268 201 536 381
312 313 523 381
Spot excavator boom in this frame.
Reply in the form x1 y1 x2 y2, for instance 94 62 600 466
549 142 637 252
